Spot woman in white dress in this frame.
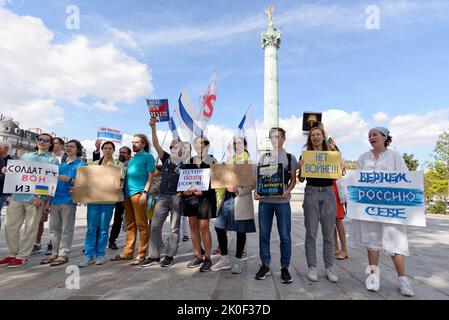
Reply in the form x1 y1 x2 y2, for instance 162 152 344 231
350 127 414 297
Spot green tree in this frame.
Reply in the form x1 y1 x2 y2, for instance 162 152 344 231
403 153 419 171
434 131 449 169
424 161 448 202
432 131 449 198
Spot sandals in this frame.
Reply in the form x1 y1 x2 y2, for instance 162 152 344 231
110 254 133 262
336 252 348 260
130 256 145 266
50 256 68 267
41 255 57 265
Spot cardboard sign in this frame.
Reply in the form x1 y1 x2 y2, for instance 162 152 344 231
210 164 255 189
72 166 122 204
4 160 59 196
97 127 123 144
345 170 426 227
177 168 210 191
147 99 170 122
301 151 342 179
257 164 284 196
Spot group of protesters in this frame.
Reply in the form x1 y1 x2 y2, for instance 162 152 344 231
0 119 414 297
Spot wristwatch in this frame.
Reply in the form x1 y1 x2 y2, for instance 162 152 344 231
142 190 148 195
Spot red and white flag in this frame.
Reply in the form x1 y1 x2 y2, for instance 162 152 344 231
198 72 217 122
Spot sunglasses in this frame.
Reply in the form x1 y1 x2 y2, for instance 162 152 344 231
37 138 50 143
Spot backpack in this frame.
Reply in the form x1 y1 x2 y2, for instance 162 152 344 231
264 152 292 184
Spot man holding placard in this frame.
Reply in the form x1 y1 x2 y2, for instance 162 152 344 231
0 133 59 268
254 128 298 284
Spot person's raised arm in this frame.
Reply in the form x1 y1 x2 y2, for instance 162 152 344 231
149 117 164 159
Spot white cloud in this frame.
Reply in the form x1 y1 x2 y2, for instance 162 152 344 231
389 109 449 149
372 111 390 123
8 100 65 129
108 27 141 52
0 7 152 131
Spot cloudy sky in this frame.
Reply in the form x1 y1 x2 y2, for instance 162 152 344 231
1 0 449 167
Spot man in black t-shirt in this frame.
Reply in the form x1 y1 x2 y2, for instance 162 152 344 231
141 117 187 268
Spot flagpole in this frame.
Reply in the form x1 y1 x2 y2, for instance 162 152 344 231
220 104 252 162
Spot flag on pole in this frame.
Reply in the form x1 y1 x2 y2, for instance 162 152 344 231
198 72 217 122
176 89 204 139
221 106 258 163
168 117 180 141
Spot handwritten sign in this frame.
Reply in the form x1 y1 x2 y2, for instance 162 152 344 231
177 168 211 191
146 99 170 122
257 164 284 196
4 160 59 196
345 170 426 227
301 151 342 179
97 127 123 144
211 164 255 189
72 166 122 203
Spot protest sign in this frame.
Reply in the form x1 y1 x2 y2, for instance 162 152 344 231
177 168 210 191
72 166 122 203
301 151 342 179
210 164 255 189
345 170 426 227
97 127 123 144
146 99 170 122
257 164 284 196
4 160 59 196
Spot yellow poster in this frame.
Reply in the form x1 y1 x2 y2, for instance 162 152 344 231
301 151 342 179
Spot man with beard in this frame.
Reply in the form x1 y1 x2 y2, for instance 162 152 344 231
141 117 188 268
111 134 155 266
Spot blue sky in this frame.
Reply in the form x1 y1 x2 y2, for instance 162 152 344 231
1 0 449 166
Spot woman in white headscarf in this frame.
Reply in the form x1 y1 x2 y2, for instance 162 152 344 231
350 127 414 297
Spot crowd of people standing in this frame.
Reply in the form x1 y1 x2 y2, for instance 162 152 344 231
0 121 415 297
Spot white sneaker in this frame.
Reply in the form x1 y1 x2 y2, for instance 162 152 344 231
79 256 94 268
211 255 231 271
398 276 414 297
307 266 318 282
231 258 242 274
325 268 339 283
95 256 106 265
365 265 380 292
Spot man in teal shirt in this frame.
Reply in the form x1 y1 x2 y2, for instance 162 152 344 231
113 134 155 265
0 133 59 268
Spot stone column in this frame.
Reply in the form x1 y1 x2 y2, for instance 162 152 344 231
260 26 281 154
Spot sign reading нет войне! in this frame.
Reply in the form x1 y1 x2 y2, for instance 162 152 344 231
345 170 426 227
177 168 211 192
4 160 59 196
301 151 342 179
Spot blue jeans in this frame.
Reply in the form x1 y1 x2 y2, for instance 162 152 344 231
85 204 115 258
258 202 291 268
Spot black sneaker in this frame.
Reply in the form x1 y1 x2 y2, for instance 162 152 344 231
31 244 41 255
182 235 189 242
187 256 203 268
161 256 174 267
200 258 212 272
255 265 271 280
140 257 160 268
281 267 293 284
108 242 118 250
45 243 52 255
